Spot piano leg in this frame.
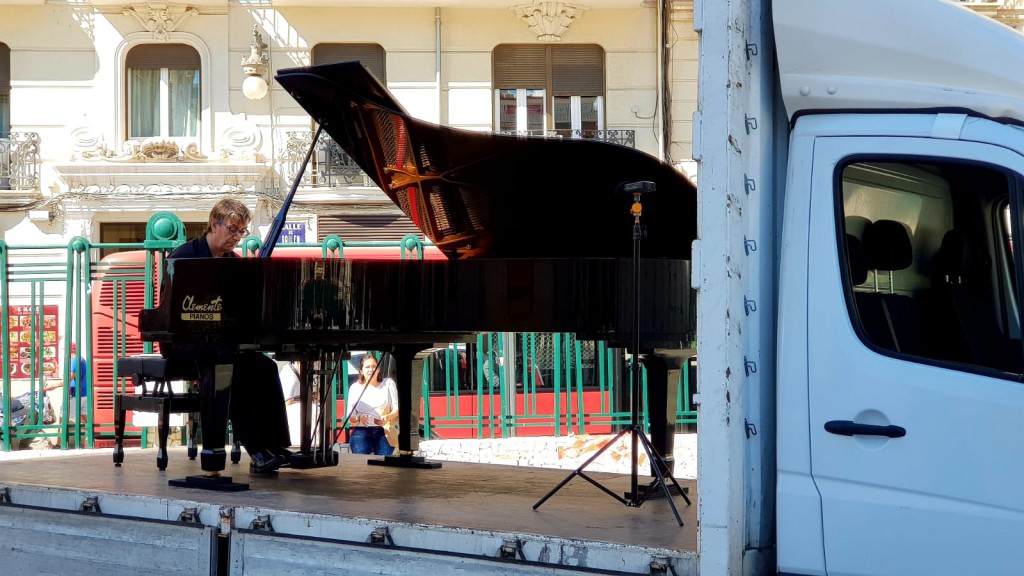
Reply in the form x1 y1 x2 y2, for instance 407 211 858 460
314 351 341 465
168 362 249 491
367 343 441 470
632 354 689 503
288 350 339 469
645 355 674 478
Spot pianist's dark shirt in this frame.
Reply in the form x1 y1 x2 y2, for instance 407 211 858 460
159 234 239 359
169 235 239 260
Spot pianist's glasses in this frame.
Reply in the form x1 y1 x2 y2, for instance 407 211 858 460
219 221 249 237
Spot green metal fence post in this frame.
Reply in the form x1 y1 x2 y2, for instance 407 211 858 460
574 337 584 435
322 235 344 259
420 357 432 440
67 237 93 448
0 241 9 451
553 332 562 437
399 234 424 260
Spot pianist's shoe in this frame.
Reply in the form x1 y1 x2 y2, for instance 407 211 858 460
272 446 292 463
269 446 293 467
249 450 284 474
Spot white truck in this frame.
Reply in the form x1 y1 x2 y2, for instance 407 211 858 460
2 1 1022 575
696 0 1024 574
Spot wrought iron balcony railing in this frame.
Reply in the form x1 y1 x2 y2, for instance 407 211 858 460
282 131 372 189
282 128 636 190
0 132 41 191
499 129 636 148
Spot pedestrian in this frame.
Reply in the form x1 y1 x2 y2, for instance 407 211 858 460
67 342 89 424
345 354 398 455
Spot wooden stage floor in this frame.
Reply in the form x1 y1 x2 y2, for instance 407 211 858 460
0 447 698 574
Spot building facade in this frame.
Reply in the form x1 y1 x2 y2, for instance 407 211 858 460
0 0 699 249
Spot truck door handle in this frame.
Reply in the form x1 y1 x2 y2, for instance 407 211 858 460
824 420 906 438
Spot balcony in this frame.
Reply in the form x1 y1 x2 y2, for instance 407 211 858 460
961 1 1024 27
282 131 373 190
281 128 637 192
0 132 41 204
53 136 271 209
499 129 636 147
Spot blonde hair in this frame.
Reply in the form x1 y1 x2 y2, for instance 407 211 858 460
207 198 251 234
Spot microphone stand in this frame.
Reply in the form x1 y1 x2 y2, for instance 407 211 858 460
532 181 689 526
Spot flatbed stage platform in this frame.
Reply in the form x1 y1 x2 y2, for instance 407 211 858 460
0 447 697 575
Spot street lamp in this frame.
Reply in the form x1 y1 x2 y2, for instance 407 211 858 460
241 25 269 100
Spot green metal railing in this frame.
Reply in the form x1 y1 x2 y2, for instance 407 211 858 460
0 212 698 452
0 237 96 450
415 337 698 441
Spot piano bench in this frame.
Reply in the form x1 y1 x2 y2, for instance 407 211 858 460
113 354 200 471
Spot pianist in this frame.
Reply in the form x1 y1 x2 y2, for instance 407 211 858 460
161 198 293 473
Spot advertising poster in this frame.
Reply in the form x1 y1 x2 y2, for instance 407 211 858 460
7 305 59 379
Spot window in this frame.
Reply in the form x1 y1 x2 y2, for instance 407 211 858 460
311 43 385 81
493 44 604 136
99 221 206 259
1 43 9 190
317 214 421 243
840 159 1024 375
306 44 387 189
126 44 200 140
0 43 9 138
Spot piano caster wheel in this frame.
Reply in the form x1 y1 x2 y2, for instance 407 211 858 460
188 446 198 460
113 446 124 466
157 457 168 471
231 445 241 464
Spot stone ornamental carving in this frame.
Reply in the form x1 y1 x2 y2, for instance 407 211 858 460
122 3 199 41
72 135 206 162
513 1 584 42
69 124 266 163
219 124 268 162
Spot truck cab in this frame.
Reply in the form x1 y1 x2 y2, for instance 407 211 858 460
778 115 1024 575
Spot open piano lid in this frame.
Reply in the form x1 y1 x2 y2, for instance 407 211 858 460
275 61 696 260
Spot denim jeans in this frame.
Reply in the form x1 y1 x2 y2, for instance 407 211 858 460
349 426 394 455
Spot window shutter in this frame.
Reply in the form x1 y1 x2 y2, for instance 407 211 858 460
0 44 9 95
317 213 423 243
312 44 386 83
126 44 200 69
551 44 603 96
493 45 546 89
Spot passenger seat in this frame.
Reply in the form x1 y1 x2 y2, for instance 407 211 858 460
856 219 926 356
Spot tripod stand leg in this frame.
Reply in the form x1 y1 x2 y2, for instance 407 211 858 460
641 476 692 504
637 446 692 506
635 430 685 526
533 428 630 510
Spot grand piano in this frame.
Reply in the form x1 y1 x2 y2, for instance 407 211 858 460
140 61 697 483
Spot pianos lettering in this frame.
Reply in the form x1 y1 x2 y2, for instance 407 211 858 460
180 294 224 322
